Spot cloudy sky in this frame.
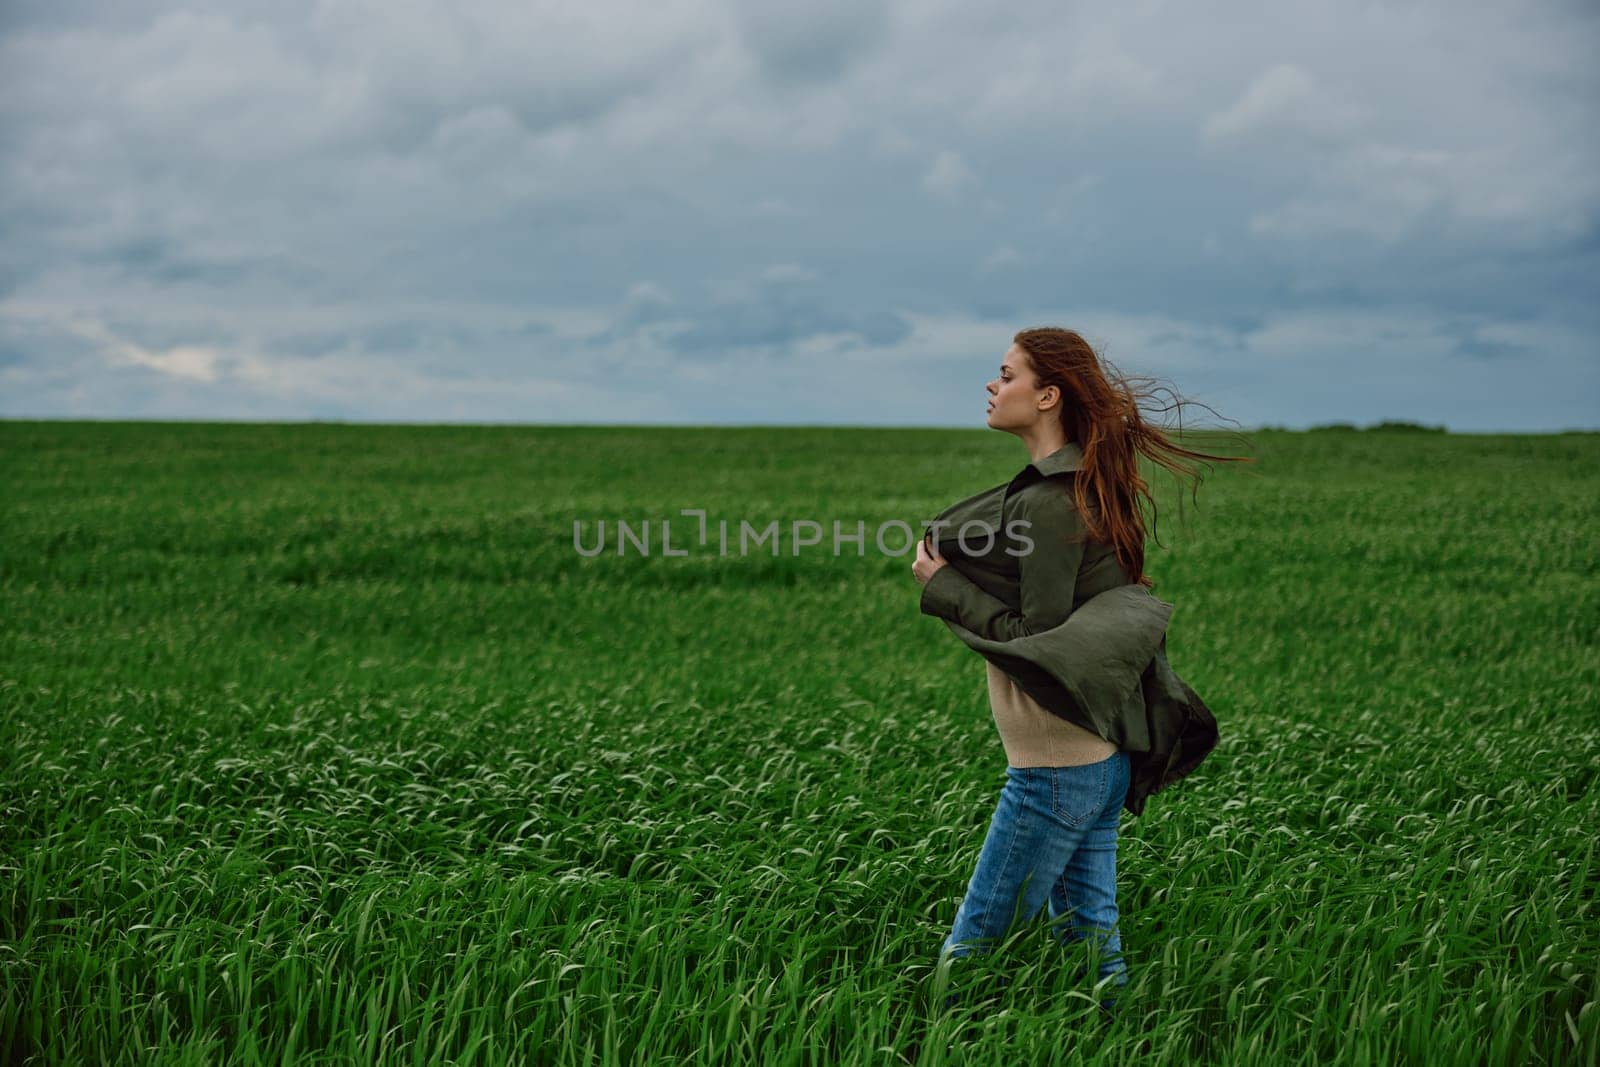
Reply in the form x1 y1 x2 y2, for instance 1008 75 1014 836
2 0 1596 431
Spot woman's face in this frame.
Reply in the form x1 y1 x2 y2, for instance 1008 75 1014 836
985 344 1053 432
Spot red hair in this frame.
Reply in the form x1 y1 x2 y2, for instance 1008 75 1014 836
1013 327 1255 588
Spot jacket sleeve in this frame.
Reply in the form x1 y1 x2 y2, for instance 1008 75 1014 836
919 484 1085 641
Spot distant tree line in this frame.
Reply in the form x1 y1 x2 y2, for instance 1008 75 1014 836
1253 419 1449 433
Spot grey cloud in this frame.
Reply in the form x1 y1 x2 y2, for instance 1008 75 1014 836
663 298 910 355
0 313 104 387
0 0 231 33
734 1 891 86
269 318 509 359
301 3 712 156
0 0 1596 428
94 235 308 288
269 328 355 359
1441 319 1537 362
573 282 912 357
971 302 1019 322
1146 329 1247 357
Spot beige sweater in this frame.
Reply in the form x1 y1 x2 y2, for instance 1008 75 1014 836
986 660 1118 767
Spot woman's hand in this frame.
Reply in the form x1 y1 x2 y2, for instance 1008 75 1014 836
912 536 947 586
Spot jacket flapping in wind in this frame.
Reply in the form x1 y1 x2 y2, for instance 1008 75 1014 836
919 440 1219 817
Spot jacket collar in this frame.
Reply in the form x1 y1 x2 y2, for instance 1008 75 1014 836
1026 440 1085 478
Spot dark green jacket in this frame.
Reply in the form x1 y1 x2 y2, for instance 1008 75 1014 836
919 440 1218 816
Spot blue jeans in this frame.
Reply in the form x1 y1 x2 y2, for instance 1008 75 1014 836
939 750 1131 1014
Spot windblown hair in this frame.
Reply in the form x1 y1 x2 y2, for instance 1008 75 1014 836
1013 327 1254 589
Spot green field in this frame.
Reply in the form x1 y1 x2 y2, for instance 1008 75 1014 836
2 421 1596 1065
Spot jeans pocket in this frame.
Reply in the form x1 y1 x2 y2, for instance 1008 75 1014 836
1049 759 1108 827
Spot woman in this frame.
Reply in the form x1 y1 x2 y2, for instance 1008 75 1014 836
911 327 1249 1019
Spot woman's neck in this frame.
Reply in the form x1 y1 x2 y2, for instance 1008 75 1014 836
1020 428 1068 464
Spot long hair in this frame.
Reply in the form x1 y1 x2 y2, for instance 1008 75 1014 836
1013 327 1254 588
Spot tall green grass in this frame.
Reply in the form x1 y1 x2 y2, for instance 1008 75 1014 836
2 421 1596 1065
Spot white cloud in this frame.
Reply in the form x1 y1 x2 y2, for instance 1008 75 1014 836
973 41 1162 129
744 197 803 218
1197 28 1600 246
871 128 919 158
761 263 819 284
1045 174 1102 226
50 315 222 382
1201 63 1363 146
1247 137 1597 246
977 246 1022 275
625 281 674 307
922 149 977 199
